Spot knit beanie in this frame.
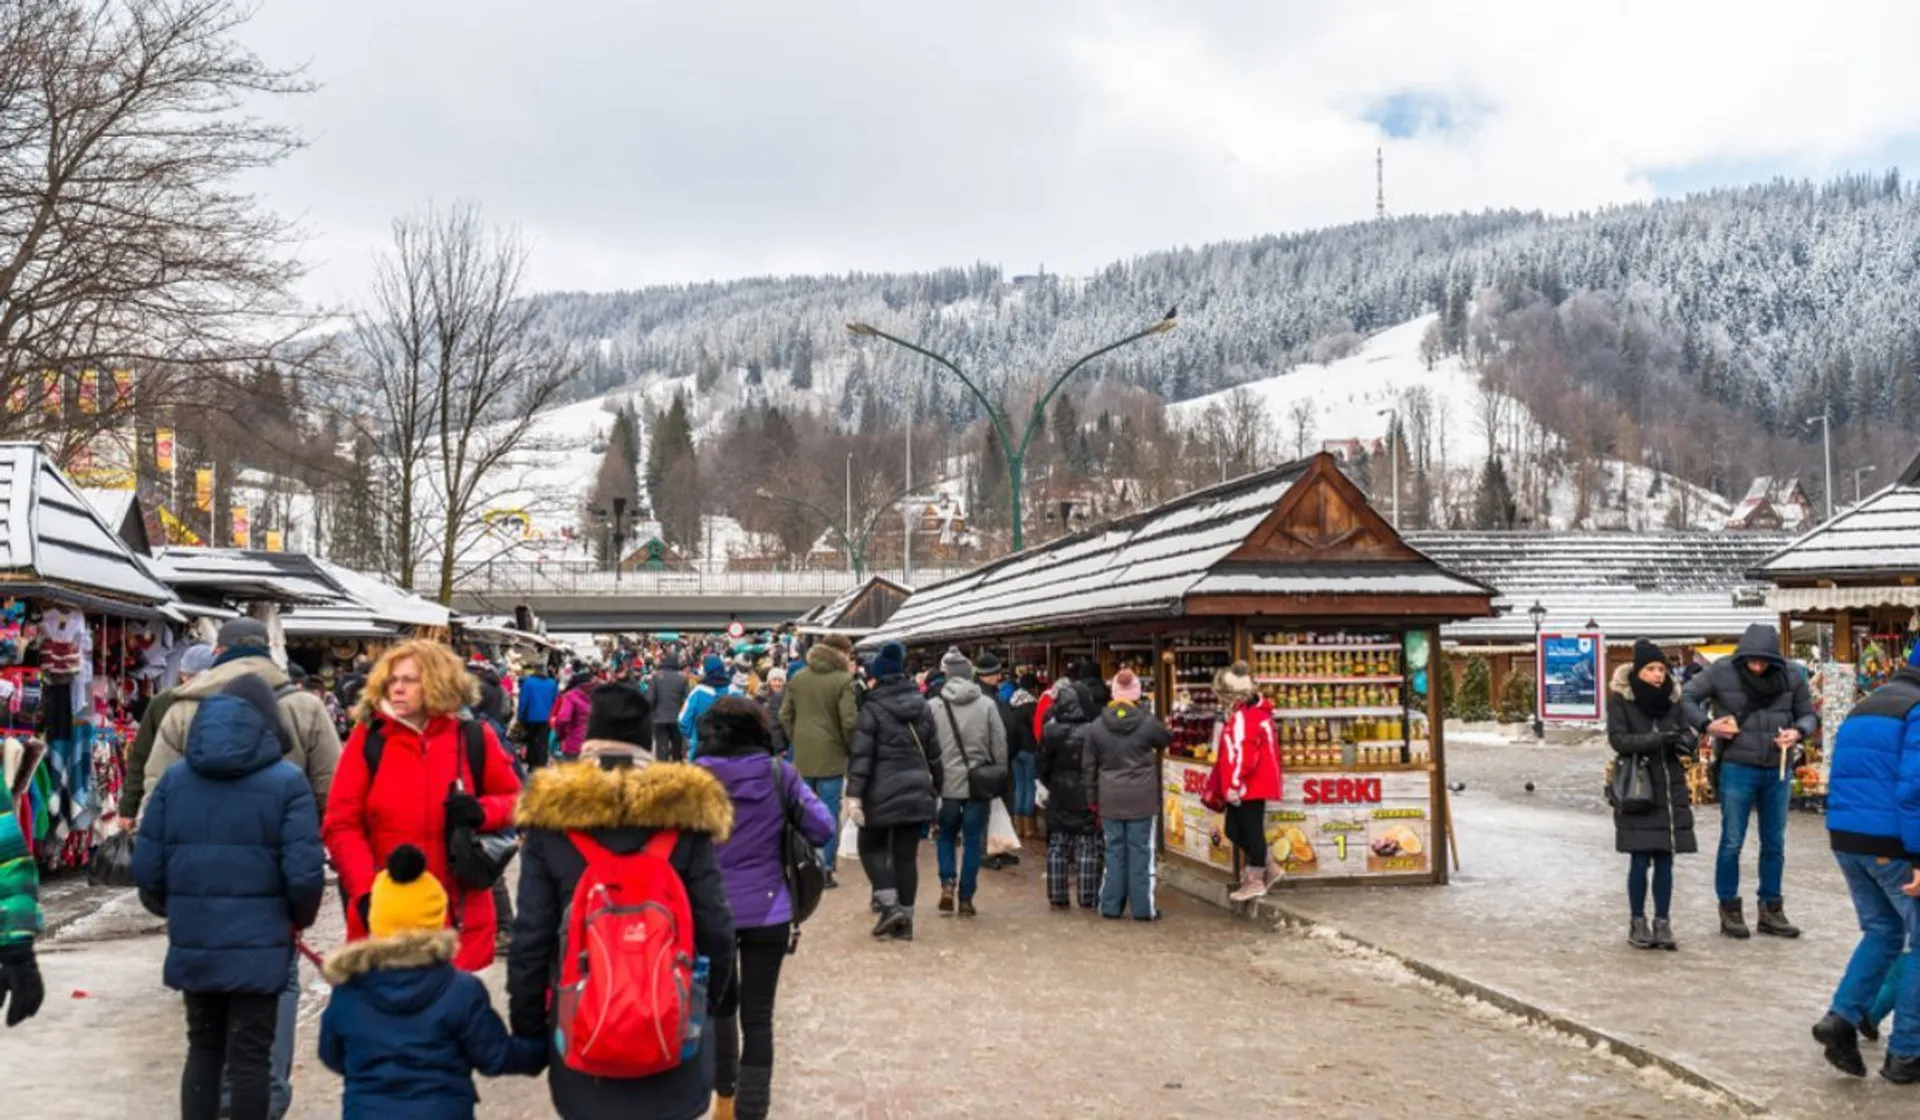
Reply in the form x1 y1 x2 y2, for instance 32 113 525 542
1213 661 1255 702
1632 639 1666 674
1112 669 1143 703
941 647 974 682
871 641 907 680
766 667 787 685
585 682 651 746
700 653 729 688
369 845 447 940
179 643 216 676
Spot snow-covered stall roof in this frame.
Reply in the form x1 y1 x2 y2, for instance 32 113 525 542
1407 530 1786 643
798 575 913 636
1750 452 1920 587
152 547 348 605
76 488 154 555
280 560 451 638
872 454 1493 649
0 444 175 613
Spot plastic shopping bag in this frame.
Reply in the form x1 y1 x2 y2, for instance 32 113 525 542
1034 779 1050 810
89 829 138 888
987 799 1021 856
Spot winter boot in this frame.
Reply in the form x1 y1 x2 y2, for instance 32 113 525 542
711 1094 736 1120
1628 917 1656 949
1813 1011 1868 1077
1230 865 1266 903
735 1064 773 1120
890 906 914 941
1883 1052 1920 1085
938 882 956 914
1719 898 1751 939
958 896 977 918
1757 899 1802 938
870 890 906 939
1651 917 1678 951
1860 1017 1881 1044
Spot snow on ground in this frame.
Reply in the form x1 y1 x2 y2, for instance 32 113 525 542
1169 315 1730 531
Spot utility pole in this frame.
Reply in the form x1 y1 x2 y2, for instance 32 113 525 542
903 395 913 583
1808 411 1833 521
845 452 854 574
1377 408 1400 528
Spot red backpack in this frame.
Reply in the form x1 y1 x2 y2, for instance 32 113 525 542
553 831 703 1077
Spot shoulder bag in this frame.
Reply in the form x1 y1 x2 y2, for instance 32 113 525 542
940 699 1007 800
772 755 827 933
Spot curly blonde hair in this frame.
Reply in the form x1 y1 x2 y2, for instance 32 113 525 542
353 639 478 723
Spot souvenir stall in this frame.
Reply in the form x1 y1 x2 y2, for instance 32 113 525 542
1750 451 1920 809
279 558 452 684
0 446 178 870
867 454 1495 887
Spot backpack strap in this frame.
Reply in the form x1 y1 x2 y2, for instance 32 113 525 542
360 720 386 782
461 719 489 794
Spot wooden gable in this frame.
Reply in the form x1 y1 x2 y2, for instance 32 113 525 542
1222 453 1423 565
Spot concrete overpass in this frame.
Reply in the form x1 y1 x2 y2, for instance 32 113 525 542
437 565 960 632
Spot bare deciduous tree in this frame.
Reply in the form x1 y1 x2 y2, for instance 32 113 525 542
359 204 577 601
0 0 309 455
1286 397 1317 459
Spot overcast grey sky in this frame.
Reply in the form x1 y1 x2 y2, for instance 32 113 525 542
239 0 1920 305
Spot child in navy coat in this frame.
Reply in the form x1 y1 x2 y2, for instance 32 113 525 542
318 845 542 1119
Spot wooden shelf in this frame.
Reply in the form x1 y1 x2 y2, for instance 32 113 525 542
1252 643 1400 653
1271 707 1405 719
1258 675 1404 685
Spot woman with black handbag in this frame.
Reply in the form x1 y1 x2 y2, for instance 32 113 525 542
1608 640 1699 951
695 697 834 1120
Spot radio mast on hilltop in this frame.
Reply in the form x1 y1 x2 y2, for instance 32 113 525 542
1375 147 1386 221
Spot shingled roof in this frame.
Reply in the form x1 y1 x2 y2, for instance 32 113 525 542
0 444 174 614
1750 451 1920 584
872 454 1492 649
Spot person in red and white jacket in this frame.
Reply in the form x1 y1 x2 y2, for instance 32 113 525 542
1209 662 1283 901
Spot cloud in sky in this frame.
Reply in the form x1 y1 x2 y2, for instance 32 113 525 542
234 0 1920 305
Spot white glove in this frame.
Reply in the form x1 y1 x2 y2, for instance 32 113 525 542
846 798 865 827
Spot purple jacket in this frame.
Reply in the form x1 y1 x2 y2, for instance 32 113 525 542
550 685 594 758
698 752 835 928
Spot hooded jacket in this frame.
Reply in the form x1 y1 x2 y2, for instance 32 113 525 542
1 737 45 949
516 671 558 725
550 676 598 759
678 657 735 757
1211 696 1282 804
930 678 1009 800
145 652 341 815
1037 684 1098 833
650 655 689 727
323 713 522 972
133 677 326 993
1082 700 1171 821
778 643 859 778
1826 665 1920 862
847 676 943 828
1606 663 1699 855
695 706 834 927
1680 623 1818 770
319 930 544 1120
508 761 736 1120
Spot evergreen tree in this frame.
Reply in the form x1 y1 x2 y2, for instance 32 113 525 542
1473 455 1518 529
975 425 1008 539
1497 672 1536 723
1458 656 1494 721
788 335 813 390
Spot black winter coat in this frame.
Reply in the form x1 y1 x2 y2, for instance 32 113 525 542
1000 693 1037 759
1606 666 1698 855
1081 703 1169 822
1036 685 1097 834
508 761 737 1120
846 677 942 828
650 667 690 726
1679 623 1817 771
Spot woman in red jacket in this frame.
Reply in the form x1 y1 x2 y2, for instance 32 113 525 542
1208 661 1283 902
323 639 522 971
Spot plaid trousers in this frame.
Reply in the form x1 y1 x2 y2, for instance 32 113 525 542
1046 830 1102 908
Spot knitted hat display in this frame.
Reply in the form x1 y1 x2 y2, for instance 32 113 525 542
369 844 448 940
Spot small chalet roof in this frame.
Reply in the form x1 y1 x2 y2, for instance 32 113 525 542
1407 530 1785 643
281 560 450 638
873 454 1493 649
76 488 154 555
0 444 175 613
1750 452 1920 586
799 575 912 637
152 547 348 605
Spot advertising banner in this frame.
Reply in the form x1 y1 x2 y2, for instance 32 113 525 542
1162 758 1433 879
155 428 175 473
231 505 249 548
194 467 213 512
1539 632 1605 721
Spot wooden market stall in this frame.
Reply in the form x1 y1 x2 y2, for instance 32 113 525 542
795 574 913 640
869 453 1495 887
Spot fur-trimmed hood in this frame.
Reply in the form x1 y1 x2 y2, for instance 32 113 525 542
806 642 851 675
515 759 734 840
322 929 457 984
1610 662 1681 702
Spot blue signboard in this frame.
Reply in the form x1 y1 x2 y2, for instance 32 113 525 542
1538 632 1604 721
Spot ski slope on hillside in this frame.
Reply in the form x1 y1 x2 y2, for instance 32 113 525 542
1170 315 1731 531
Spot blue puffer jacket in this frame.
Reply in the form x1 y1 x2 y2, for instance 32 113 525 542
319 930 544 1120
1826 666 1920 862
133 675 326 993
516 673 557 724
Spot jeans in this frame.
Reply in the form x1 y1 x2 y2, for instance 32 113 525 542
521 721 550 768
183 990 277 1120
1011 752 1037 816
1831 851 1920 1057
858 823 923 908
806 776 845 871
1715 762 1789 903
1100 818 1157 919
936 797 990 899
714 922 791 1098
655 724 685 763
223 956 297 1119
1628 851 1675 919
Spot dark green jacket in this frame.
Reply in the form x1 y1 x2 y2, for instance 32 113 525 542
779 644 858 778
117 688 178 821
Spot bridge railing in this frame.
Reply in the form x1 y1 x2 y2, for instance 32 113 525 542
429 563 969 597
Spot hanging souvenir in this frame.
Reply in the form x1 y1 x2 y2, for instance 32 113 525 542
39 607 87 680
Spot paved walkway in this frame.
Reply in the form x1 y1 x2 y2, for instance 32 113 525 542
1236 736 1916 1120
13 826 1716 1118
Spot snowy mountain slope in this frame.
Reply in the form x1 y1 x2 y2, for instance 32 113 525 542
1169 315 1733 531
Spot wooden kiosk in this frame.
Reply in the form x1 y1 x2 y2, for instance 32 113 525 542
868 453 1495 886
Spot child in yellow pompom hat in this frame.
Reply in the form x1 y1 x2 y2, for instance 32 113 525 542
319 846 542 1117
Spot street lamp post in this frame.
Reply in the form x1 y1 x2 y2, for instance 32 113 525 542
1529 599 1547 741
591 496 631 588
847 308 1177 552
1807 411 1833 521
